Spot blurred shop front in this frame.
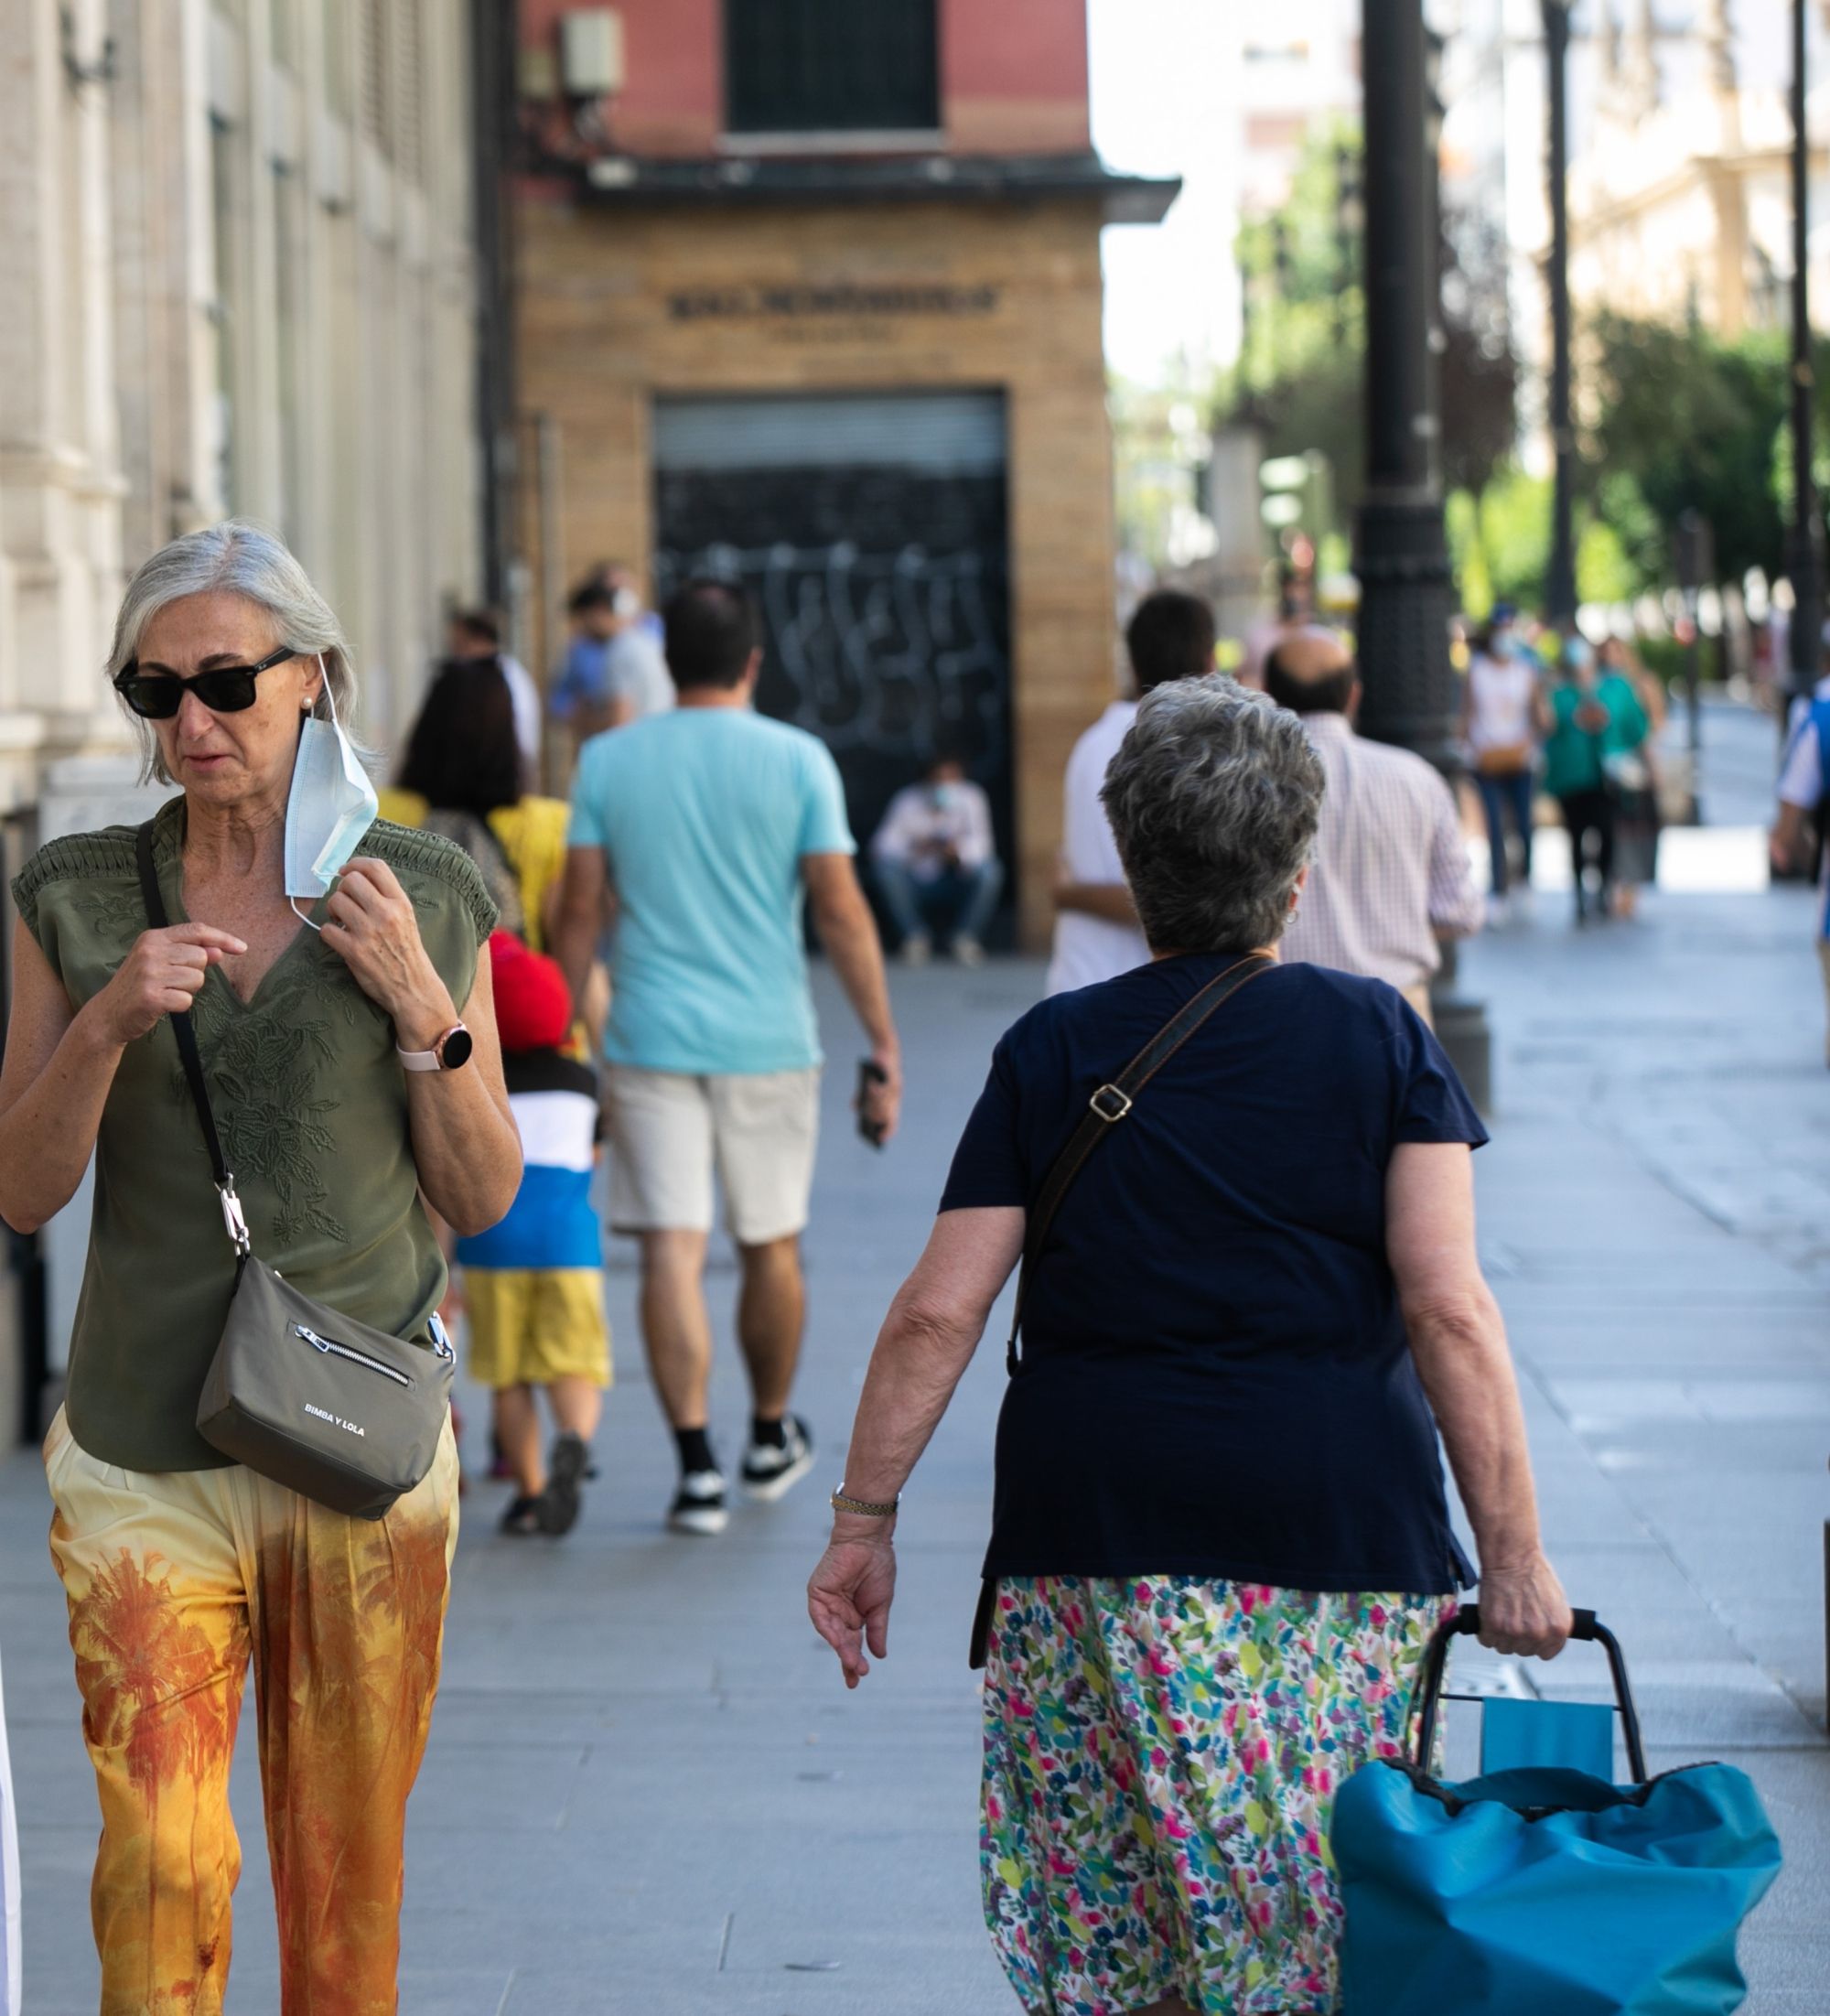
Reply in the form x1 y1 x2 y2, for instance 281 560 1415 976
514 0 1176 943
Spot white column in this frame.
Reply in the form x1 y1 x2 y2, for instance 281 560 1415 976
0 0 126 777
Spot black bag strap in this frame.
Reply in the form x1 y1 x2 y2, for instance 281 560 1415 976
1003 954 1273 1375
135 820 251 1257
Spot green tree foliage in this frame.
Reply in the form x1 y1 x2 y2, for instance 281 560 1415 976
1228 123 1518 532
1448 464 1647 618
1584 314 1789 587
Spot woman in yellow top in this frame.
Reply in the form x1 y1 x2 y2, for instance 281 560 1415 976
378 658 573 951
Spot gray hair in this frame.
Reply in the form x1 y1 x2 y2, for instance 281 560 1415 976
1101 673 1324 954
106 519 358 785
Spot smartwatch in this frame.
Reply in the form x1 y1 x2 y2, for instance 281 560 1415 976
396 1023 474 1073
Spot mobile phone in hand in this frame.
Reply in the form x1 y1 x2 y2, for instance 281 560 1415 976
856 1059 889 1149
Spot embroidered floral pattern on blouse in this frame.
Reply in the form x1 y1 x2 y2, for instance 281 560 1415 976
186 960 355 1246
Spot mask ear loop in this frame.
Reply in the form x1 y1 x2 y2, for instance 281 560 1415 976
292 653 331 933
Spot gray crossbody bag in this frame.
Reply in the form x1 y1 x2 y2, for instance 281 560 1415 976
136 821 456 1519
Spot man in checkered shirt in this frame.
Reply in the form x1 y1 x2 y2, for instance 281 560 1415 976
1267 633 1482 1022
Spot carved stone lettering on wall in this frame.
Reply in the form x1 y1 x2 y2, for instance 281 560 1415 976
666 284 1001 324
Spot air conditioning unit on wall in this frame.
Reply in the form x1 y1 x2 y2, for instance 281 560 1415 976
561 9 625 98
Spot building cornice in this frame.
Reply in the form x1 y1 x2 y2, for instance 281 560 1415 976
559 149 1179 224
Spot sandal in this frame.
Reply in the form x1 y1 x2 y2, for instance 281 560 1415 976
499 1494 544 1536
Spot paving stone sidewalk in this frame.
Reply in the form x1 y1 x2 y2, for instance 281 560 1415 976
2 702 1825 2011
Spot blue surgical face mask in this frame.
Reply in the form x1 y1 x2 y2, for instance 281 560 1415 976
285 663 378 927
931 782 962 811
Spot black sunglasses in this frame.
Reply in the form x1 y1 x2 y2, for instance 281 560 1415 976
113 645 300 720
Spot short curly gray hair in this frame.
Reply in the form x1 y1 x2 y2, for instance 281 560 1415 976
1101 673 1324 955
107 519 359 785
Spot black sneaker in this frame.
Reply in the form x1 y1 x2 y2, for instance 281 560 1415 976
740 1416 814 1503
536 1431 589 1536
668 1468 728 1536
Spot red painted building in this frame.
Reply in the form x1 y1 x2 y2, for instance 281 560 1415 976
512 0 1176 942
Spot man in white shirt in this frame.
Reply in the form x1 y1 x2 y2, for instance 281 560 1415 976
1268 633 1483 1021
1047 589 1217 995
447 609 542 783
869 755 1001 965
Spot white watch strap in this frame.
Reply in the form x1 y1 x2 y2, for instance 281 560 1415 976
395 1044 441 1073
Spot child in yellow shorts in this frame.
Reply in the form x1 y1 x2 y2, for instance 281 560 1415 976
456 934 610 1535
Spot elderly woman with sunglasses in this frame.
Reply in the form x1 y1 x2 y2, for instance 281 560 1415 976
0 522 520 2014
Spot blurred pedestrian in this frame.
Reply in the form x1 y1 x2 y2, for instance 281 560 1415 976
555 577 902 1536
1240 562 1326 689
1462 604 1542 915
550 573 673 744
1772 686 1830 1063
447 607 541 784
1047 588 1216 997
1599 637 1664 919
455 933 611 1535
381 657 573 955
869 751 1001 966
1542 636 1650 926
1269 634 1482 1023
808 674 1570 2016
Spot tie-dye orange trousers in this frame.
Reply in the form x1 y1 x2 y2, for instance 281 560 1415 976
42 1407 459 2016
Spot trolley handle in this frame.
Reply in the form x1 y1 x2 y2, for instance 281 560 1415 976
1410 1603 1649 1785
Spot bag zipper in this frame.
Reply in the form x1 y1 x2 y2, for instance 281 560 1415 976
293 1322 414 1387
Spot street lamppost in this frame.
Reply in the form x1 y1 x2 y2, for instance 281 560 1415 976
1543 1 1578 627
1356 0 1491 1107
1356 0 1455 762
1788 0 1823 709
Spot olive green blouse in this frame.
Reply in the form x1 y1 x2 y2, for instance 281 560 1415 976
12 800 498 1472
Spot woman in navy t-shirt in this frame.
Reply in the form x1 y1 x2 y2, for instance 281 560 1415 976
808 673 1573 2016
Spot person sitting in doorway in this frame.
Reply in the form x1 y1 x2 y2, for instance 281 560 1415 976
869 752 1002 967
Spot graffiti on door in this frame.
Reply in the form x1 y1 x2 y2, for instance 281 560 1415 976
653 537 1007 774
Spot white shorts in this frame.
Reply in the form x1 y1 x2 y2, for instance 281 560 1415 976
604 1065 821 1245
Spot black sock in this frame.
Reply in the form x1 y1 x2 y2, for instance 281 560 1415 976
749 1414 787 1450
675 1427 716 1476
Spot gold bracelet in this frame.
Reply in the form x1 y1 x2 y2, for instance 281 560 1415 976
831 1485 899 1519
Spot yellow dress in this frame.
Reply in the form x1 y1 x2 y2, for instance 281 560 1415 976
376 790 571 952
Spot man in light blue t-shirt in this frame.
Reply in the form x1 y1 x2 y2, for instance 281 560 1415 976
557 578 902 1536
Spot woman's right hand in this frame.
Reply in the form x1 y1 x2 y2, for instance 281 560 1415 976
808 1530 898 1688
1475 1550 1574 1659
87 924 246 1047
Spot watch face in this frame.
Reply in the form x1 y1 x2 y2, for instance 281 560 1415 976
439 1026 474 1071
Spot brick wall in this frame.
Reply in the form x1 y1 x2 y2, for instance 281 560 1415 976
517 194 1117 945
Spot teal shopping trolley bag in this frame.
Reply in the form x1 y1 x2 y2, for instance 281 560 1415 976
1331 1606 1782 2015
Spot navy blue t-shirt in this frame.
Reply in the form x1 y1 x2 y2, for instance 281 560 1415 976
941 955 1486 1594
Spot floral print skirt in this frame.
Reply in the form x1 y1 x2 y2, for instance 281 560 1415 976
981 1576 1454 2016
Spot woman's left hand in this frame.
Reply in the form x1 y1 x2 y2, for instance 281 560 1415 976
808 1532 898 1688
319 857 456 1045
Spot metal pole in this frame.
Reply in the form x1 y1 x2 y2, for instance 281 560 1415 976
1789 0 1822 707
1545 2 1578 626
1356 0 1490 1111
1355 0 1455 761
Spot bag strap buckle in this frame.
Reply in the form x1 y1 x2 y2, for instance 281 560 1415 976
217 1179 253 1259
1089 1083 1133 1123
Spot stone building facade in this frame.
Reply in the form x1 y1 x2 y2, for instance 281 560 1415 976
0 0 487 1438
1 0 485 792
513 0 1175 944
